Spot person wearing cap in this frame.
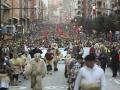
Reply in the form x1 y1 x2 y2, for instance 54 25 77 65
24 53 47 90
74 54 106 90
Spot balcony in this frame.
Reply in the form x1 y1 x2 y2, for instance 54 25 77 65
113 6 120 11
1 2 11 9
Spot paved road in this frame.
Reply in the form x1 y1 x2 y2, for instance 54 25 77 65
10 63 120 90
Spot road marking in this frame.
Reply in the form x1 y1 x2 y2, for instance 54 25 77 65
118 79 120 82
44 85 67 90
109 78 114 81
114 79 120 85
109 78 120 85
19 86 27 89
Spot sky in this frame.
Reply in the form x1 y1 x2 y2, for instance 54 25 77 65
44 0 48 4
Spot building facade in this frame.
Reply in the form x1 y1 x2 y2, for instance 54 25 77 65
0 0 48 27
72 0 91 18
92 0 116 17
94 0 107 16
105 0 112 15
1 0 11 25
76 0 83 17
113 0 120 14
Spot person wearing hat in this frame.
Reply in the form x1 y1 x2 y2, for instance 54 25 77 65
10 54 21 85
24 53 47 90
53 49 62 71
74 54 106 90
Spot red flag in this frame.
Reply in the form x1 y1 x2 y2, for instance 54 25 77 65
43 31 49 40
109 31 112 42
74 25 80 33
56 24 64 35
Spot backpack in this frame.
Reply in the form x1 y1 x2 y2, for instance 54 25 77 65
47 64 52 71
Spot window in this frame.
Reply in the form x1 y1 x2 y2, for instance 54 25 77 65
112 4 114 8
77 11 81 15
78 6 81 9
97 11 101 15
78 1 81 4
97 1 102 8
118 1 120 6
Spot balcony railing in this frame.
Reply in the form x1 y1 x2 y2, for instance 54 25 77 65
113 6 120 11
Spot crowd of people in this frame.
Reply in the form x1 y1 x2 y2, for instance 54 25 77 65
0 40 63 90
64 39 120 90
0 36 120 90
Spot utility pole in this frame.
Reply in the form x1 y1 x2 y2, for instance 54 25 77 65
0 0 1 28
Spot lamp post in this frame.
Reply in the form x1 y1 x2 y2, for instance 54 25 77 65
92 4 96 19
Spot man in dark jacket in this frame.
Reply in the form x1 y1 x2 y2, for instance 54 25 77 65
110 47 119 77
29 47 42 58
99 51 108 72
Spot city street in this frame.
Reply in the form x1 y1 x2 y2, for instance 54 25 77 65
0 0 120 90
10 63 120 90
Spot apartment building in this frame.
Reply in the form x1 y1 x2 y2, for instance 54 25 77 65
1 0 48 24
1 0 20 24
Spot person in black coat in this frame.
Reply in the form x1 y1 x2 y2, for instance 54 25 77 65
99 51 108 72
29 47 42 58
0 43 3 58
110 47 119 77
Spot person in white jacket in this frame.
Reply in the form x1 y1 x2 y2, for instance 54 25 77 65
24 53 47 90
74 54 106 90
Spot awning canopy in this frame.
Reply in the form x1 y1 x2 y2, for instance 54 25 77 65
8 18 18 24
1 2 11 10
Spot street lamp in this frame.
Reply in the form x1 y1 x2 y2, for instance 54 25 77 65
92 4 96 18
75 19 77 22
92 5 96 11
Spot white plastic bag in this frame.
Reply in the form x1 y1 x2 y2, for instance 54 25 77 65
0 81 9 88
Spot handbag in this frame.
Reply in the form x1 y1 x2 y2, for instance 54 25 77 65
47 65 52 71
0 76 9 89
0 81 9 88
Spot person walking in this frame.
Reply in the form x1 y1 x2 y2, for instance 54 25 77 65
53 49 62 71
45 49 54 74
0 56 10 90
24 53 47 90
99 49 108 72
10 54 21 85
74 54 106 90
110 47 119 77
